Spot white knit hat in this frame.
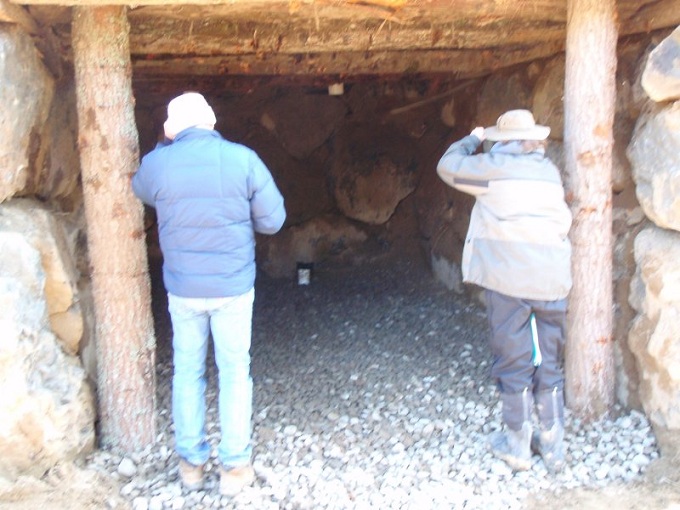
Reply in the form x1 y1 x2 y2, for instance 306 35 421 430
163 92 217 140
484 109 550 141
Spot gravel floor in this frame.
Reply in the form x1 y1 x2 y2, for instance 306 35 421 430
87 253 659 510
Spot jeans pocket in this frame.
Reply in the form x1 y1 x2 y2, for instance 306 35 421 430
168 293 204 318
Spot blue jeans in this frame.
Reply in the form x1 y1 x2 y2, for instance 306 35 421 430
168 289 254 468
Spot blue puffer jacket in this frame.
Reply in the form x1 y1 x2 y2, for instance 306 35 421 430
132 127 286 298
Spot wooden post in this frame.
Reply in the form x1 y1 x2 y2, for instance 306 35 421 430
563 0 618 419
72 6 156 449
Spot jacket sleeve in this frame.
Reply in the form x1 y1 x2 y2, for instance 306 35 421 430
248 152 286 234
436 135 491 196
131 157 157 207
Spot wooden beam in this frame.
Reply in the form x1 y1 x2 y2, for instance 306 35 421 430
72 5 157 450
388 78 476 115
127 14 565 56
564 0 617 420
9 0 567 17
132 42 566 78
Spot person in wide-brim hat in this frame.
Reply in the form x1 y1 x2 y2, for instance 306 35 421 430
436 108 571 475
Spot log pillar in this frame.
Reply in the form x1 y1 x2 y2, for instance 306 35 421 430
563 0 618 419
72 6 156 449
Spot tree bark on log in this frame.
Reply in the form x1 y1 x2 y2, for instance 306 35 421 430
72 6 156 449
563 0 617 420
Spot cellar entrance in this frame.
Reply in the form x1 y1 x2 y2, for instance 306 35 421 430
135 73 479 293
2 0 680 506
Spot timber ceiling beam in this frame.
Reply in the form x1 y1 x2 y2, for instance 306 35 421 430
126 14 564 55
131 42 566 79
9 0 679 37
6 0 680 84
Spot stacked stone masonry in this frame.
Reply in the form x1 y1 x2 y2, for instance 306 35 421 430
0 10 679 479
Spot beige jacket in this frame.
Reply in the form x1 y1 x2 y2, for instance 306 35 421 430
437 135 572 301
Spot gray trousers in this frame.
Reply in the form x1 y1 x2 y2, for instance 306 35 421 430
484 289 567 396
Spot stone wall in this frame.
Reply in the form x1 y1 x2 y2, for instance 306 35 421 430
627 25 680 434
2 9 679 480
0 26 94 481
0 26 53 204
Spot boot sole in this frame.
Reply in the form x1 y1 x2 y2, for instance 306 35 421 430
219 467 256 496
492 449 532 471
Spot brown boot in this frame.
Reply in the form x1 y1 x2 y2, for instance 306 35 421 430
179 459 204 491
219 465 255 496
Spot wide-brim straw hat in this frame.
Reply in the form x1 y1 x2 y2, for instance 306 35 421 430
484 109 551 141
163 92 217 140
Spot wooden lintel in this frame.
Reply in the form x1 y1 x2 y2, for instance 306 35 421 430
128 16 564 57
9 0 565 14
132 42 566 79
72 4 156 450
9 0 679 39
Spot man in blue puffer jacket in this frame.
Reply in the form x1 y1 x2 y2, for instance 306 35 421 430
132 92 286 496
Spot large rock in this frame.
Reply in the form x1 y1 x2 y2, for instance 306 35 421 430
612 207 647 409
628 226 680 430
0 218 94 480
532 56 565 140
345 82 384 123
329 123 418 225
475 66 535 128
0 26 55 203
612 38 653 194
628 102 680 231
245 128 334 226
0 200 85 355
414 146 474 293
257 214 368 278
641 26 680 103
430 253 464 293
609 38 662 410
36 79 82 212
617 38 653 121
260 90 347 160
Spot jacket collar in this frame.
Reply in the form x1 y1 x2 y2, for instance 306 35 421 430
490 140 545 156
173 127 221 142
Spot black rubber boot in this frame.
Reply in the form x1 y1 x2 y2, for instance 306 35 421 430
532 387 566 472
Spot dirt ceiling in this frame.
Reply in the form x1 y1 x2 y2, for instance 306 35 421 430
5 0 680 96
